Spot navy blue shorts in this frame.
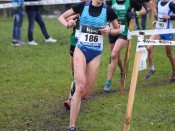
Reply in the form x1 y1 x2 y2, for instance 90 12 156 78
160 33 174 40
76 43 102 63
108 34 127 44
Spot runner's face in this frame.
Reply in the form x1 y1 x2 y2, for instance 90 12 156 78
94 0 103 5
97 0 103 3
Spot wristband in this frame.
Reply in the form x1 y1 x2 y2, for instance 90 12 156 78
136 11 139 17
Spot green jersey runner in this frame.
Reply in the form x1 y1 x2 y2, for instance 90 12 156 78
111 0 130 36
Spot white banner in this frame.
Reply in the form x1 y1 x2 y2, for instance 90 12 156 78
0 0 81 9
137 39 175 46
130 28 175 36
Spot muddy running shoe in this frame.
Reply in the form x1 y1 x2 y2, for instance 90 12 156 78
64 80 76 110
104 84 111 92
171 73 175 81
144 70 155 79
68 127 76 131
64 98 71 110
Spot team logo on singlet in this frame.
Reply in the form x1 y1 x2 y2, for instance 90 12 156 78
112 4 126 10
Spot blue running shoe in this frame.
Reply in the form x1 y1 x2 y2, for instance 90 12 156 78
104 84 111 92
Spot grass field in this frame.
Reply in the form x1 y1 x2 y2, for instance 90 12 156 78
0 17 175 131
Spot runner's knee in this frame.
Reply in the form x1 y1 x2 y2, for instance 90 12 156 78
111 52 119 62
166 51 173 59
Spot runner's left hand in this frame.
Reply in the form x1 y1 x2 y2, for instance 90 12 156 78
163 14 170 20
66 19 76 29
99 25 110 36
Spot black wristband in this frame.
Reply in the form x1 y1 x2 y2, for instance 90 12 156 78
170 15 175 20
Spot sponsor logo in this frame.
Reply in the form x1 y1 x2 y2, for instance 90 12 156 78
112 4 125 10
143 39 156 43
86 27 98 34
159 40 172 44
139 39 173 45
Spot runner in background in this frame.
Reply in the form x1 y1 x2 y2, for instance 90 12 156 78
63 13 80 110
104 0 146 92
134 0 153 30
144 0 175 81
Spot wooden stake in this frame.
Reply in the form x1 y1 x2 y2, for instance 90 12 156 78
151 0 156 23
123 50 142 131
123 33 145 131
120 19 134 95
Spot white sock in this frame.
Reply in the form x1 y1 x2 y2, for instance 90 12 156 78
150 65 155 71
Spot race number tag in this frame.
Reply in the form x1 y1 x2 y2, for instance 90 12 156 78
75 29 80 38
109 22 125 33
110 23 113 29
75 25 80 38
120 25 125 32
118 21 126 33
79 25 103 49
156 18 167 29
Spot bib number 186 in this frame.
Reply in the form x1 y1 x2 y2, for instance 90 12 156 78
85 34 98 42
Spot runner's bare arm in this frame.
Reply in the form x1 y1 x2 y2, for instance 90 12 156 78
58 8 76 28
66 13 79 22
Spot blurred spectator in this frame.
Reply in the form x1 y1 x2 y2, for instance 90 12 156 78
12 0 25 46
0 1 12 17
25 0 57 45
134 0 152 30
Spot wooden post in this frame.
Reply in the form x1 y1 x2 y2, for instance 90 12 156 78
120 19 134 95
123 33 144 131
151 0 156 23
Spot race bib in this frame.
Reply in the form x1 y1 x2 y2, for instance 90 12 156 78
75 25 80 38
110 23 113 29
79 25 103 49
75 29 80 38
155 18 167 29
120 25 125 32
118 21 126 33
